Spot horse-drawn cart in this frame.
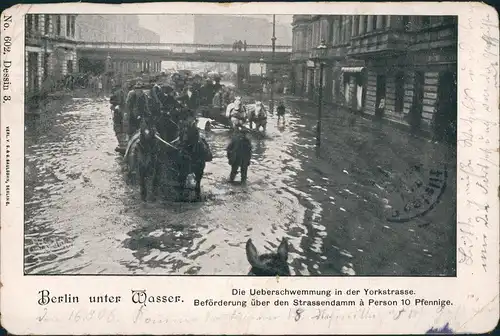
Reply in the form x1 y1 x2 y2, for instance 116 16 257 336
198 104 232 127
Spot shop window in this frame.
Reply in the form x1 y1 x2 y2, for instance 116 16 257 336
67 60 74 74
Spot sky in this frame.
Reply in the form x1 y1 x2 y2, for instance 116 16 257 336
138 14 293 44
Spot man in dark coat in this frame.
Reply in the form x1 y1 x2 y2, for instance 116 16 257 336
110 83 127 152
200 79 214 106
177 85 200 111
125 82 150 137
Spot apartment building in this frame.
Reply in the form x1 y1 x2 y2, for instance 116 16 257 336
290 15 457 142
25 14 78 94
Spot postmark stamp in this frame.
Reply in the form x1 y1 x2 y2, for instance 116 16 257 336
383 163 449 223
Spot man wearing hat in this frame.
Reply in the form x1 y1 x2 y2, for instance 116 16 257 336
200 79 214 106
125 81 149 137
110 83 127 152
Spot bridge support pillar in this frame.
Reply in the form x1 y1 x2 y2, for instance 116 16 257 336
236 63 251 89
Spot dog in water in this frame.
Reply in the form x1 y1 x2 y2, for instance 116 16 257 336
246 238 291 276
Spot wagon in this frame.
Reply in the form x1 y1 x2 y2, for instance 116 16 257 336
198 104 231 127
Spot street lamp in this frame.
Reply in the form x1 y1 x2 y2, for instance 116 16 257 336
259 57 264 101
309 39 328 150
269 14 276 114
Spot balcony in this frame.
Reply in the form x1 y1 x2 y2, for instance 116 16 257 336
347 30 410 58
311 44 349 60
26 30 77 47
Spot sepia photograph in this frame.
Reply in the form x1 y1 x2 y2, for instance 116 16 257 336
24 13 457 276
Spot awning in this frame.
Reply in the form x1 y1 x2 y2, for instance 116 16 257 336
341 67 365 73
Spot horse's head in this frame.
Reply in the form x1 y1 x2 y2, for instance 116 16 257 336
254 101 266 118
155 112 180 144
139 118 156 151
233 99 242 111
246 238 290 276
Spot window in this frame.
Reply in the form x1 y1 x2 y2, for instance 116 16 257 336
44 15 50 34
402 16 411 31
43 53 50 80
395 72 405 112
344 16 351 42
56 15 61 36
26 14 33 35
330 18 335 45
66 15 71 36
71 16 76 37
34 15 39 32
422 16 431 27
380 16 387 29
338 16 343 44
362 16 368 34
442 16 456 25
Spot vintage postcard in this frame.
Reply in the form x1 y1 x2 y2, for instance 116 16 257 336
0 1 498 334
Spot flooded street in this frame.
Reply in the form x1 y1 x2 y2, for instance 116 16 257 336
24 92 456 276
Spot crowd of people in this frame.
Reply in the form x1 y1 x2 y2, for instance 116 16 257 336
232 40 248 51
109 71 239 152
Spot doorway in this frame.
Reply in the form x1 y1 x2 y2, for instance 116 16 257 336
409 71 424 132
375 74 386 119
307 68 314 100
434 71 457 144
27 52 39 94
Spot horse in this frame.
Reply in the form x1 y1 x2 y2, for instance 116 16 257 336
226 130 252 183
125 109 181 201
124 85 182 198
247 101 268 132
175 118 213 201
226 98 247 131
245 238 291 276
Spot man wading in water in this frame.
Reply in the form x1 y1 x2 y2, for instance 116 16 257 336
110 83 127 153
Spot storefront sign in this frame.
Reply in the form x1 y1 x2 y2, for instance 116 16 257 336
341 67 365 73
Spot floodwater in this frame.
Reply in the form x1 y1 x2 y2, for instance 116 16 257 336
24 91 457 276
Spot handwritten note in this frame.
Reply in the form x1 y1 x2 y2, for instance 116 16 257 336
457 6 499 278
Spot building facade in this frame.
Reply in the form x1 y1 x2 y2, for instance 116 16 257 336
290 15 457 142
25 14 161 96
25 14 78 94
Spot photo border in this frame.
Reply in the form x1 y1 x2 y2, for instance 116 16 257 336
1 2 499 335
